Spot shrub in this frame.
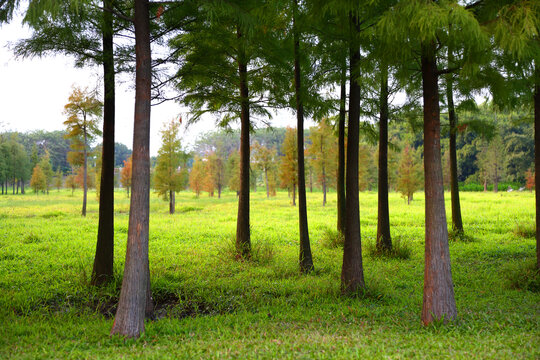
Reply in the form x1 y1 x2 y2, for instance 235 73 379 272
513 221 536 238
320 227 344 249
365 236 412 260
505 261 540 292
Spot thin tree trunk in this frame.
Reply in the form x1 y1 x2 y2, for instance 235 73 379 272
483 178 487 192
235 26 251 258
420 41 457 325
322 168 326 206
21 180 24 194
110 0 152 338
309 167 313 193
292 183 296 206
292 0 313 273
92 0 115 285
83 125 88 217
169 190 175 214
341 14 364 294
446 63 463 233
337 65 347 235
265 168 269 198
535 64 539 270
493 167 498 193
377 62 392 252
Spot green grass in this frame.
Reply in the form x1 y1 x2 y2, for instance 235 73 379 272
0 189 538 359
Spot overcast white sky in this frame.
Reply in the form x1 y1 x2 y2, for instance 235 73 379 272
0 13 302 156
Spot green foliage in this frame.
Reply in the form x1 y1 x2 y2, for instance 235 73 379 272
396 144 423 204
154 120 188 201
319 227 344 249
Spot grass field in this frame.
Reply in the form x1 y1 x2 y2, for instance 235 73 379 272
0 188 538 359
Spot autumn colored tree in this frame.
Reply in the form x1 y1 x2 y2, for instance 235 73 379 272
279 127 298 206
64 86 102 216
30 164 46 194
121 156 132 198
65 173 77 195
526 169 535 191
396 145 423 205
252 142 278 198
154 119 186 214
189 157 205 198
358 143 377 192
306 119 337 206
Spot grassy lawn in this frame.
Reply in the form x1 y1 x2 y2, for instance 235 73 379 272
0 189 538 359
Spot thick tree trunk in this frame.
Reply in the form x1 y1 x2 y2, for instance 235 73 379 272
293 0 313 273
91 0 115 285
341 15 364 294
535 64 539 270
235 27 251 258
110 0 152 338
420 42 457 325
83 127 88 216
337 66 347 235
376 62 392 252
169 190 175 214
446 68 464 234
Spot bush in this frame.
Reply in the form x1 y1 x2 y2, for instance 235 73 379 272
320 227 344 248
217 234 274 265
448 228 475 242
365 236 412 260
505 261 540 292
513 221 536 238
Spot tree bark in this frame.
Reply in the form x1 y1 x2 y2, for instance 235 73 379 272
169 190 175 214
341 14 364 294
83 123 88 217
292 0 313 273
376 62 392 252
265 168 269 198
446 67 464 234
420 41 457 325
110 0 152 338
91 0 115 285
337 65 347 235
535 64 539 270
235 26 251 258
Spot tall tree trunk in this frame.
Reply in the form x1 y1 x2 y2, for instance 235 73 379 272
83 125 88 217
337 65 347 235
168 190 174 214
110 0 152 338
420 41 457 325
292 184 296 206
376 62 392 252
292 0 313 273
322 166 326 206
92 0 115 285
309 167 313 193
21 180 24 194
535 64 539 270
236 26 251 258
493 167 498 193
265 168 269 198
446 69 463 233
341 14 364 294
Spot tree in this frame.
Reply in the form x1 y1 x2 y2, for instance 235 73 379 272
64 86 102 216
30 164 46 194
203 151 226 198
53 169 63 191
252 142 278 198
189 157 205 198
154 119 185 214
111 0 153 338
121 156 132 198
526 169 535 191
65 173 77 195
279 127 298 206
227 150 241 195
38 151 53 194
396 145 423 204
477 136 506 193
306 119 337 206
